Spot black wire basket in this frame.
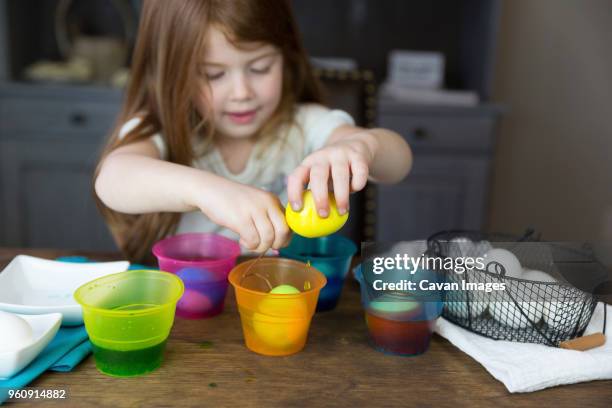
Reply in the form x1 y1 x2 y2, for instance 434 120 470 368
427 229 603 346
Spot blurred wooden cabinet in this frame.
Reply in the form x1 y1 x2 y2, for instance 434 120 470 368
0 83 121 250
373 100 501 241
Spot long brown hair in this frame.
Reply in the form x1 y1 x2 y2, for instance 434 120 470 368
94 0 323 264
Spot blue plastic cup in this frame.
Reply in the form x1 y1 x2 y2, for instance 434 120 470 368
280 234 357 311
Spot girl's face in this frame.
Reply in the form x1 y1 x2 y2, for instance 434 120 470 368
197 26 284 140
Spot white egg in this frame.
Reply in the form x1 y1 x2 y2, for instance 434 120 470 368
522 269 556 283
0 311 33 352
490 301 543 329
390 241 427 258
473 240 493 258
521 270 562 329
483 248 523 278
446 301 488 319
542 301 580 330
450 237 475 258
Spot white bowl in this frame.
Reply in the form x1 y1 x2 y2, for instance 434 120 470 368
0 255 129 325
0 313 62 379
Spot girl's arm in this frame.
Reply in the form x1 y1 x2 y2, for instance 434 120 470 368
287 125 412 217
327 125 412 184
95 140 291 252
95 139 210 214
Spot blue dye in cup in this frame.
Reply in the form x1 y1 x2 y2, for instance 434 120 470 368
279 234 357 311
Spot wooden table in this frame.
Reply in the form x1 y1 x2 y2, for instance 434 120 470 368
2 248 611 407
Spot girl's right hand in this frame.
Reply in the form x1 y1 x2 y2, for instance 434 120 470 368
193 177 291 253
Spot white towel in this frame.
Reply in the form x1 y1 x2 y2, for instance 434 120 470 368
434 302 611 393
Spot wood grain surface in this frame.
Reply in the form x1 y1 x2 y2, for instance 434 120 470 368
1 248 611 408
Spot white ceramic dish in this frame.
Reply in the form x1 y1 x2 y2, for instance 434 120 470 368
0 313 62 379
0 255 129 325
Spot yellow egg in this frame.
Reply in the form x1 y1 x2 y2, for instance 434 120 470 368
252 285 309 349
285 191 348 238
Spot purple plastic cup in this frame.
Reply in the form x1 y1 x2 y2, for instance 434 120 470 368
152 233 241 319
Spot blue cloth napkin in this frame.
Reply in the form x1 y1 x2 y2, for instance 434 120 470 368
0 327 91 404
56 256 155 271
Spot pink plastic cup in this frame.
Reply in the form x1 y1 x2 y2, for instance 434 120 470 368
152 233 241 319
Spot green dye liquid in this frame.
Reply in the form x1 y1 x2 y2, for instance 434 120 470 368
92 340 167 377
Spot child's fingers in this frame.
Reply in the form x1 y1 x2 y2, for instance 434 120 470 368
350 160 369 192
267 207 291 250
281 231 293 248
287 165 310 211
308 164 330 217
331 164 350 215
239 219 260 251
253 213 275 253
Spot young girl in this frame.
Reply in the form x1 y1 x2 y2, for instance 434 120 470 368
94 0 412 263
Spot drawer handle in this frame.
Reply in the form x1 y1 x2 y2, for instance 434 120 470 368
413 127 429 140
70 112 88 126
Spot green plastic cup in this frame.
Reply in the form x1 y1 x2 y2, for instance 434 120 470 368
74 270 184 377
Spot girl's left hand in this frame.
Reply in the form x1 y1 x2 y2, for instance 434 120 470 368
287 131 378 217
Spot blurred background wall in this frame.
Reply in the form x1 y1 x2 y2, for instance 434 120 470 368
490 0 612 242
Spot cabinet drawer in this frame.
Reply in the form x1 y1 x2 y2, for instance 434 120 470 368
0 98 120 135
374 155 490 241
378 114 496 152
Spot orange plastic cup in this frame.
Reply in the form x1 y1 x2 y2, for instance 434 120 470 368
228 258 326 356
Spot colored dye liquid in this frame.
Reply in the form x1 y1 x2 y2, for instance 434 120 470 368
176 281 228 319
242 315 310 356
177 300 225 319
91 340 167 377
365 312 434 356
316 277 344 312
